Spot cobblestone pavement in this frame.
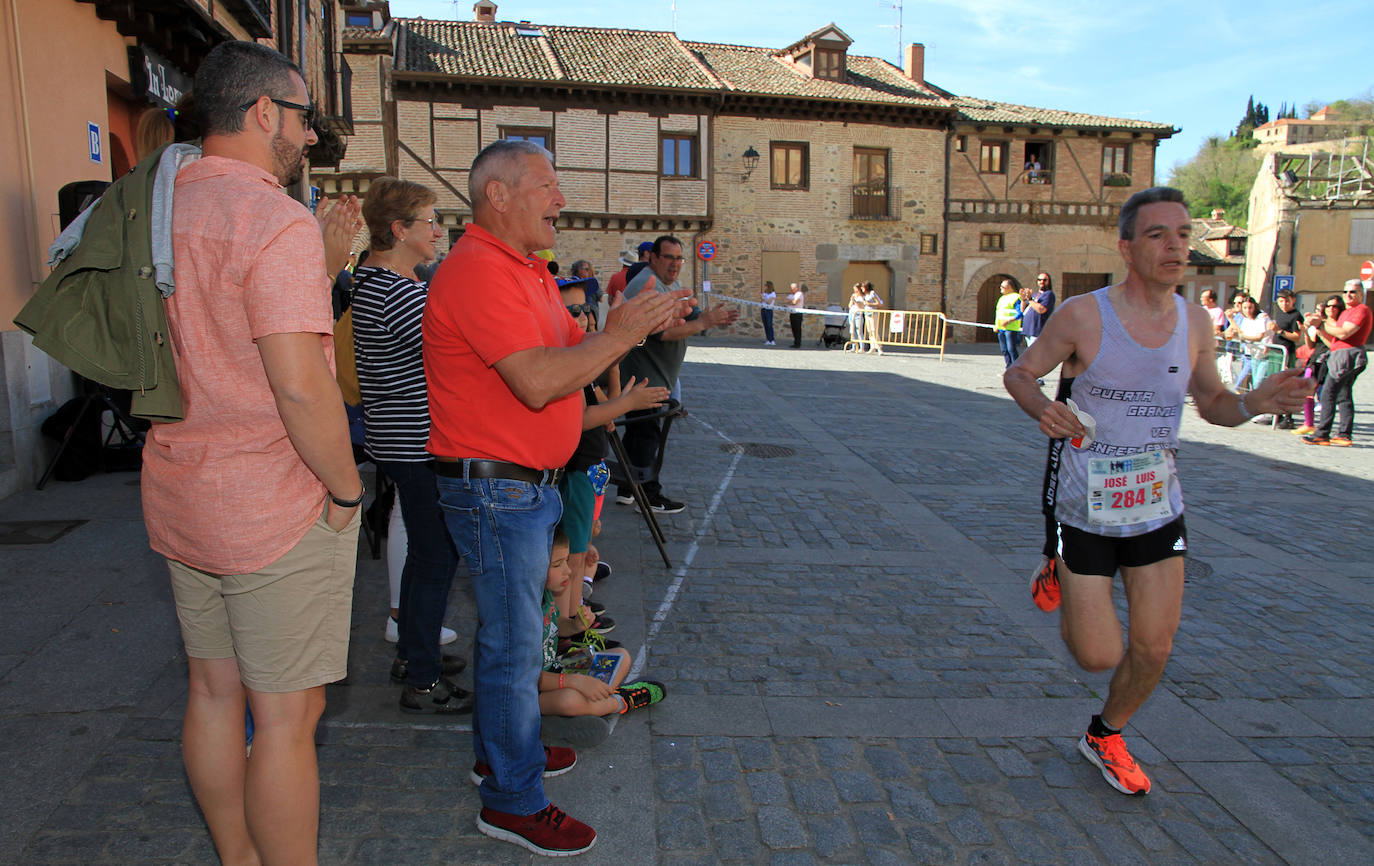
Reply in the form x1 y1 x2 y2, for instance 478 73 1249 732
1 340 1371 864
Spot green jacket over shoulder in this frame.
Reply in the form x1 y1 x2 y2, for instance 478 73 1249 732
13 145 184 422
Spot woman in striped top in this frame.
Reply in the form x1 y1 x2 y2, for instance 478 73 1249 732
354 178 471 714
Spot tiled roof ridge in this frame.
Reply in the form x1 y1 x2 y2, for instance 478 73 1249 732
951 93 1173 131
671 38 727 90
395 17 678 38
537 31 568 80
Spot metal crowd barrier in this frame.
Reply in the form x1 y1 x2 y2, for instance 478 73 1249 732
1215 341 1290 427
845 309 949 359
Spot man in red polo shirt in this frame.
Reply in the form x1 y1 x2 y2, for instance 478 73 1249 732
423 139 689 857
1302 278 1371 446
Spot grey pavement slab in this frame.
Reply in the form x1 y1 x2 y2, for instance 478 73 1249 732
2 340 1372 863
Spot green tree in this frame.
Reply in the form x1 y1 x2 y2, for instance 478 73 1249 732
1166 136 1263 226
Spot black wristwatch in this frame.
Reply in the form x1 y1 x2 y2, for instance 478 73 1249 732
331 481 366 508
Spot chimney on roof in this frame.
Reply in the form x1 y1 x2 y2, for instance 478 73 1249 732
1211 208 1226 221
473 1 497 22
903 43 924 84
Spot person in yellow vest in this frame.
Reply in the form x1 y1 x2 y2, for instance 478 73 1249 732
995 278 1025 368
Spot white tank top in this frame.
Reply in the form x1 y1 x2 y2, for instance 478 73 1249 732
1051 288 1193 537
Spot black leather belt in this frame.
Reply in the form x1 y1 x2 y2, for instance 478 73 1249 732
433 458 563 487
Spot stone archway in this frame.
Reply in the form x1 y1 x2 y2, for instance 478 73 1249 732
961 260 1039 343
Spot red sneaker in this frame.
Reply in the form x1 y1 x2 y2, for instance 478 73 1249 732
477 802 596 856
1030 557 1061 612
469 746 577 785
1079 731 1151 795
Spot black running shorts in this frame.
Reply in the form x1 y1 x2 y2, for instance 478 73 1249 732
1056 516 1187 578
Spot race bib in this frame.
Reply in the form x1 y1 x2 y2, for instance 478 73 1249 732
1086 451 1173 527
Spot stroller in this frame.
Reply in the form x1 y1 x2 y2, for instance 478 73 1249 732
820 304 847 348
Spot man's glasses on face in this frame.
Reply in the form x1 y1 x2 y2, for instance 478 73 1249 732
566 303 594 316
656 254 685 263
239 97 318 128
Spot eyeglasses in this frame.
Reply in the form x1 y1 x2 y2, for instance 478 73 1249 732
407 216 441 231
1325 304 1340 309
239 97 318 128
655 254 685 263
566 303 594 316
1344 289 1360 295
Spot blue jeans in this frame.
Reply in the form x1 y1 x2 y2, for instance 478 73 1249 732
436 469 562 815
378 459 459 688
761 308 775 342
997 329 1023 368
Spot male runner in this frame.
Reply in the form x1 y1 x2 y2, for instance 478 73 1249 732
1004 187 1312 795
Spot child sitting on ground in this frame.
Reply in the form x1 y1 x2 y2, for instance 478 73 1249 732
555 283 667 652
542 530 665 717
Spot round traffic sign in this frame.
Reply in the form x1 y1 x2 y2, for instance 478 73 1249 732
697 241 716 261
1361 260 1374 280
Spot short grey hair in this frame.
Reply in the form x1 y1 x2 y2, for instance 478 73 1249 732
1344 278 1364 295
1119 186 1188 240
469 139 554 205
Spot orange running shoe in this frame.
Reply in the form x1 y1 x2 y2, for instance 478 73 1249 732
1078 731 1151 795
1030 557 1060 612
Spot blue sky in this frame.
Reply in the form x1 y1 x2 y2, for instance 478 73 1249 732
388 0 1369 176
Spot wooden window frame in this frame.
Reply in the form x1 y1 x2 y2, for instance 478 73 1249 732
955 135 967 153
814 47 845 81
661 133 698 178
1102 143 1131 178
920 233 938 255
501 126 554 155
980 141 1007 174
852 147 890 219
769 141 809 190
979 232 1005 252
1023 140 1053 183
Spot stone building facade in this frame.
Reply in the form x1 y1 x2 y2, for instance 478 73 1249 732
317 3 1174 346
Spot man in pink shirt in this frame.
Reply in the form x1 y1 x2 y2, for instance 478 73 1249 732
140 42 361 865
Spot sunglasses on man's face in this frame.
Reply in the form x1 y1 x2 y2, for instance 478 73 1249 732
566 303 594 316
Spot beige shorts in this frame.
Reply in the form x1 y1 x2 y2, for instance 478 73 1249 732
168 507 359 693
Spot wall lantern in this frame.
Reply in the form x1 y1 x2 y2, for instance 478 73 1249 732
742 145 760 180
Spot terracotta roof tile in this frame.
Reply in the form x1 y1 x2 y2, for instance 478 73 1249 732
951 96 1172 133
392 18 1170 132
684 42 948 106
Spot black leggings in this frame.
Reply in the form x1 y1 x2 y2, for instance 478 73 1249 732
789 312 804 347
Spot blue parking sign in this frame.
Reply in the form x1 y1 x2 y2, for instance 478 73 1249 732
88 122 102 164
1273 274 1294 294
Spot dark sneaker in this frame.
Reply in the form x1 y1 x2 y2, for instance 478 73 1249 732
1302 435 1331 446
1030 557 1061 613
584 600 606 617
614 491 634 505
398 677 474 715
1275 416 1294 430
638 493 685 514
558 629 621 655
617 680 666 711
593 560 612 581
477 802 596 857
540 714 611 748
1079 731 1151 795
470 746 577 785
390 653 467 685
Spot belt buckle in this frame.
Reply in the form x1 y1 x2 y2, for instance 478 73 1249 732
549 468 564 487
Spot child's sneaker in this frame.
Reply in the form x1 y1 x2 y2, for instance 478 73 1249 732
469 746 577 785
1030 557 1061 612
477 802 596 856
617 680 666 712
